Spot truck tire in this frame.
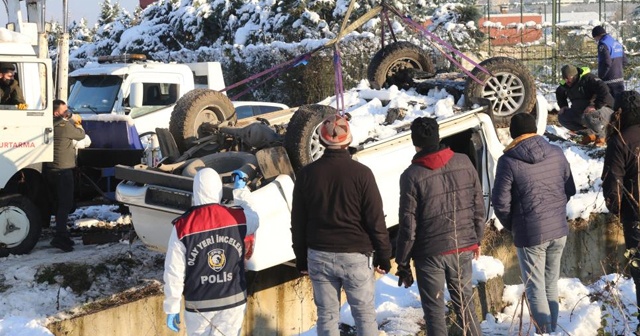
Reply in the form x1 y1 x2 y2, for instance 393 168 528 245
0 194 42 257
284 104 337 171
169 89 237 153
367 41 434 90
464 57 536 128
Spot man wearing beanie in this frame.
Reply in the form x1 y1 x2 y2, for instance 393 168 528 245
291 113 392 335
395 116 484 336
492 113 576 334
602 90 640 334
592 25 627 99
556 63 614 146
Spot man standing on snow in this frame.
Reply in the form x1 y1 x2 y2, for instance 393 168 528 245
395 116 484 336
163 168 259 336
291 114 392 335
592 25 627 100
45 99 85 252
556 64 614 146
602 90 640 333
492 113 576 334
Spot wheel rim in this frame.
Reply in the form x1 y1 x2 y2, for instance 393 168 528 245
309 123 325 161
480 71 526 117
385 56 424 79
193 107 223 139
0 205 30 248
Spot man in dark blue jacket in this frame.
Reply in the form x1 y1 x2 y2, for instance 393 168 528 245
592 26 627 100
492 113 576 334
396 116 484 336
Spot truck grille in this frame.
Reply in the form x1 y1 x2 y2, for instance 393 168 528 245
145 187 191 211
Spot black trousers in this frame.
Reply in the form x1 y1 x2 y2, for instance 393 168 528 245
46 168 74 236
623 220 640 320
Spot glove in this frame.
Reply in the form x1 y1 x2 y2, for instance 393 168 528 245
166 313 180 332
373 254 391 274
232 169 248 189
71 113 83 127
396 264 414 288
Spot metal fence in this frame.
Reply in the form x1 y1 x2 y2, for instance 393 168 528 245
469 0 640 86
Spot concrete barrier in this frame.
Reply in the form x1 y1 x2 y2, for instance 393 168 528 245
48 214 625 335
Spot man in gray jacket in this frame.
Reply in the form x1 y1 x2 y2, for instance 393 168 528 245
45 99 85 252
395 116 484 336
492 113 576 334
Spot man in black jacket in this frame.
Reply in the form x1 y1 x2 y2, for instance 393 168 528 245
291 114 392 336
395 117 484 336
556 64 614 146
492 113 575 334
602 90 640 334
0 62 25 106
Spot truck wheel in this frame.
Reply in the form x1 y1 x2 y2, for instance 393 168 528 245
367 41 434 90
0 194 42 257
284 104 337 171
169 89 237 153
464 57 536 127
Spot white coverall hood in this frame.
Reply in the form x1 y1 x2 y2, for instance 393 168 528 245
192 168 223 206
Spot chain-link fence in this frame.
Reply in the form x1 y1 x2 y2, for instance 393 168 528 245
468 1 640 87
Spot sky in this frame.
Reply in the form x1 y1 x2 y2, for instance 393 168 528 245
0 0 140 27
1 80 637 335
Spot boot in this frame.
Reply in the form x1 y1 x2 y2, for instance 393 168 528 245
50 235 74 252
580 134 596 145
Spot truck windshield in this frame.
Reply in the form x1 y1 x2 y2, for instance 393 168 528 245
68 75 122 114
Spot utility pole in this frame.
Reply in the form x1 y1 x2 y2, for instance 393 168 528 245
57 0 69 101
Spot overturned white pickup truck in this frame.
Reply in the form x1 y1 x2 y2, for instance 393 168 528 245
115 77 548 272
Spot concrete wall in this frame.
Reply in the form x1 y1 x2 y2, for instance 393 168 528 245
48 214 627 335
484 214 627 285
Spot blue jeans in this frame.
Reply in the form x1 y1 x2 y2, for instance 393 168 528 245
414 251 481 336
516 236 567 334
307 248 378 336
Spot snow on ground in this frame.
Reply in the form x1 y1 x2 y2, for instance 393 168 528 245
1 82 638 336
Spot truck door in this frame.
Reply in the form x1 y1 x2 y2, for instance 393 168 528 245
0 59 53 188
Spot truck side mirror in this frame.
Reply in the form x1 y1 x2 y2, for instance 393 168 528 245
129 83 143 108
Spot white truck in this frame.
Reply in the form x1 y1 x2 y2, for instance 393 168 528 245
67 56 289 151
0 28 54 257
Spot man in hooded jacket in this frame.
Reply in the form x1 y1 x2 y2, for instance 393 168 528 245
602 90 640 334
492 113 576 334
395 116 484 336
163 168 259 336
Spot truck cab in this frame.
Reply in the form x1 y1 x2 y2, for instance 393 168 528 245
0 28 54 257
67 55 227 135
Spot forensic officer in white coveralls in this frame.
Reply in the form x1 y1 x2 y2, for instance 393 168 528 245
163 168 259 336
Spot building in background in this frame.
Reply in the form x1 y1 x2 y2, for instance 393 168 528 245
139 0 154 9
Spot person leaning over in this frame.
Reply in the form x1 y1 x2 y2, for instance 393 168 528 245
556 64 614 146
45 99 85 252
0 62 25 105
163 168 259 336
291 114 392 336
492 113 576 334
601 90 640 335
592 25 627 100
395 116 484 336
